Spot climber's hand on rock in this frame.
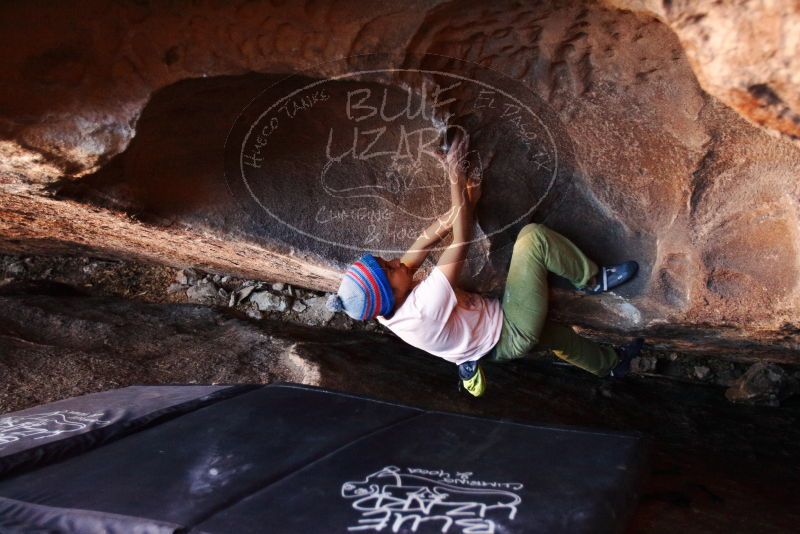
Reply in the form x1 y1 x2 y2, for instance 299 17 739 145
446 130 469 177
444 132 480 211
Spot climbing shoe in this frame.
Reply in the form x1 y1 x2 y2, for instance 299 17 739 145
608 337 644 378
579 261 639 295
458 360 486 398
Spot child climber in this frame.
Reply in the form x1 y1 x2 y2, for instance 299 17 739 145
325 132 643 397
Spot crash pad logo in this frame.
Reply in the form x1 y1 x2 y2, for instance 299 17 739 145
340 465 523 533
0 411 111 449
225 53 560 256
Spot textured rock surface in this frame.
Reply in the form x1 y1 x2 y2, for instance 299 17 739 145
1 0 798 183
611 0 800 143
0 0 799 356
725 362 800 407
0 253 380 334
0 188 340 289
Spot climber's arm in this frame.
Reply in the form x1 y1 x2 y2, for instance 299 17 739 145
401 132 481 276
399 207 457 272
436 170 473 288
436 133 480 288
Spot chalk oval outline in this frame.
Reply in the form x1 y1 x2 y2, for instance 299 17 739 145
233 58 559 255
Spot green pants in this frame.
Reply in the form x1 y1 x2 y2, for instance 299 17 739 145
486 223 618 376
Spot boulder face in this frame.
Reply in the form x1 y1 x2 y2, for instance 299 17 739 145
0 0 798 356
609 0 800 143
57 57 580 294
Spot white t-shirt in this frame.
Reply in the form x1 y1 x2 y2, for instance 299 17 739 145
377 266 503 366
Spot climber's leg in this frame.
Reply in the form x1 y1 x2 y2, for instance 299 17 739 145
487 224 616 376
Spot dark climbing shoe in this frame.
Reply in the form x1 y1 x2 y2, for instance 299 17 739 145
608 337 644 378
458 360 486 398
579 261 639 295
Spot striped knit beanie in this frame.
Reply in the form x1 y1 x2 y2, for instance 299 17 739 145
325 254 395 321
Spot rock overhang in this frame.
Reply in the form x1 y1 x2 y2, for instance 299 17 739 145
0 0 798 355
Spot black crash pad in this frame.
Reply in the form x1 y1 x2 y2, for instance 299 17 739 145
0 384 251 478
0 384 646 533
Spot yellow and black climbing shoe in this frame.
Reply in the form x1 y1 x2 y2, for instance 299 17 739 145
458 360 486 398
